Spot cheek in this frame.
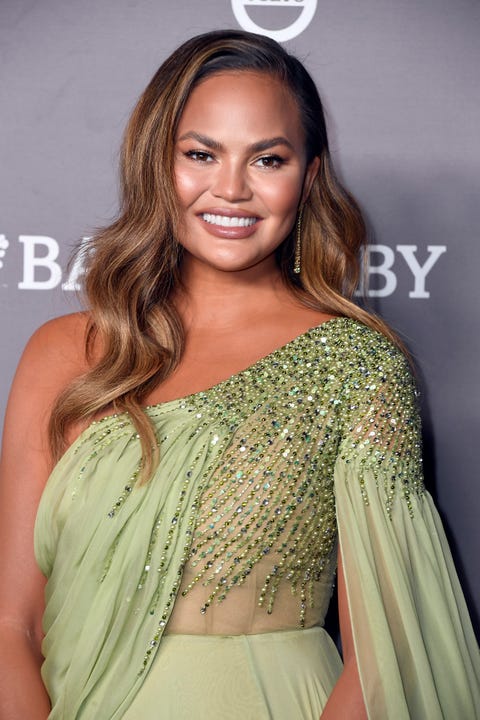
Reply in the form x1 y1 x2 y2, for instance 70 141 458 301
260 175 304 218
174 167 206 208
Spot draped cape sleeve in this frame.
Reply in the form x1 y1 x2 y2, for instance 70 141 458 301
333 342 480 718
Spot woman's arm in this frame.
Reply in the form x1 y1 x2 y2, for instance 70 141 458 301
0 314 88 719
320 549 367 720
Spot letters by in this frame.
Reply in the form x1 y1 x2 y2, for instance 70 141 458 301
355 244 447 299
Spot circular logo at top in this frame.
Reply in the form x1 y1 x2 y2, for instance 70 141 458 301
231 0 317 42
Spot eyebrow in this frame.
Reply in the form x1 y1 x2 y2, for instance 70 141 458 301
176 131 295 153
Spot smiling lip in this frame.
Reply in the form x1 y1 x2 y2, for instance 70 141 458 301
197 209 262 238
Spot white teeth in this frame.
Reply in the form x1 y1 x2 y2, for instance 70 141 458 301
202 213 258 227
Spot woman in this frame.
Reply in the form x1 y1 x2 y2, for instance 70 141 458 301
0 30 478 719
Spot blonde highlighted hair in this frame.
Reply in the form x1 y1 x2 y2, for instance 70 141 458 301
49 30 399 480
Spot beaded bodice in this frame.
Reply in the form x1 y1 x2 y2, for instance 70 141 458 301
35 317 424 684
165 329 343 633
164 317 422 634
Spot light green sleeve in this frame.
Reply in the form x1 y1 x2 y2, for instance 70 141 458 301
334 348 480 718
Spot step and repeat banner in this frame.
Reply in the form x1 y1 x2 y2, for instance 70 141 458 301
1 1 479 626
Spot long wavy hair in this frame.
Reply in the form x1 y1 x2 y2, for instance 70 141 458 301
49 29 398 479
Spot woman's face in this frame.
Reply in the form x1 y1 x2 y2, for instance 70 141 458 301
174 71 319 275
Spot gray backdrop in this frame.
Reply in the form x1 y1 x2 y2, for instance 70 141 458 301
1 0 479 632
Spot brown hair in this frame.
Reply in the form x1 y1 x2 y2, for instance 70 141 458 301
49 30 400 479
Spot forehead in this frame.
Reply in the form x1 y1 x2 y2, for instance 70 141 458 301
177 71 305 146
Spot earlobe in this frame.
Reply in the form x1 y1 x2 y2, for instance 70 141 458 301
301 156 321 203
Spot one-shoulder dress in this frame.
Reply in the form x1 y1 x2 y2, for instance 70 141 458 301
34 318 480 719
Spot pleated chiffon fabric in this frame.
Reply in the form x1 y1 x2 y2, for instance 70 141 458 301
34 318 480 718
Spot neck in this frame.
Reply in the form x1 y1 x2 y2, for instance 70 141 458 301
174 255 294 331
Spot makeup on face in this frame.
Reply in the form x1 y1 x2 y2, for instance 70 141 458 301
174 71 317 274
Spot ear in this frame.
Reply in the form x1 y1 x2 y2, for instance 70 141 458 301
301 156 321 204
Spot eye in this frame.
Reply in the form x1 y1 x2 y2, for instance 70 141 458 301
254 155 285 170
184 149 215 163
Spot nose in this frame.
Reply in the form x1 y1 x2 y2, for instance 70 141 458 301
211 160 253 202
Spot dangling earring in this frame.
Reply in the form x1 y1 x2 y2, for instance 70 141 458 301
294 205 304 275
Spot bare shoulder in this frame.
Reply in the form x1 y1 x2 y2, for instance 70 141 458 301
16 311 91 393
2 312 91 461
23 311 90 365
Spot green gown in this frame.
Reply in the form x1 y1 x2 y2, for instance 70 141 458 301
34 318 480 718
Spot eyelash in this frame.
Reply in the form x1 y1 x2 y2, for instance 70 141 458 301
184 150 214 163
183 150 285 169
255 155 284 170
